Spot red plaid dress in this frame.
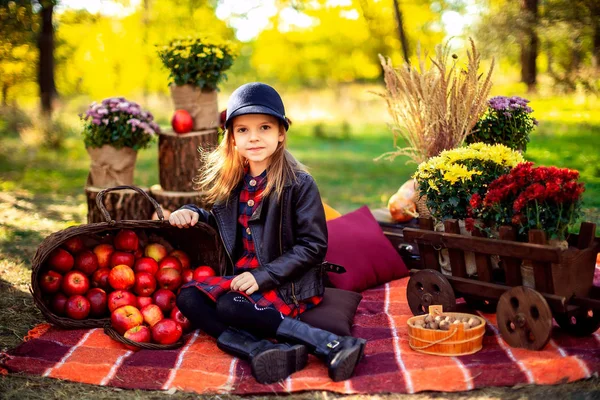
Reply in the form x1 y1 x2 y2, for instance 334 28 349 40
181 170 323 317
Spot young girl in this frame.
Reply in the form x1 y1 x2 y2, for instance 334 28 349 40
170 82 366 384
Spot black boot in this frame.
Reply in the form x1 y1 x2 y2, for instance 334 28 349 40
276 317 366 382
216 328 308 384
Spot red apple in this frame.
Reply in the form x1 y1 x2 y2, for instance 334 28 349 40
151 318 183 344
93 244 114 269
51 293 68 315
110 251 135 268
124 325 151 349
137 296 153 309
108 289 137 313
193 266 215 281
134 246 143 259
65 295 91 320
62 237 85 254
159 256 182 273
62 271 90 296
171 109 193 134
86 288 108 317
181 269 193 284
144 243 168 263
111 305 143 335
133 272 156 297
74 250 99 275
114 229 139 252
39 270 63 294
156 268 182 291
108 265 135 290
48 248 74 274
170 306 192 333
91 268 111 291
169 250 190 269
152 289 176 313
134 257 159 276
140 304 164 327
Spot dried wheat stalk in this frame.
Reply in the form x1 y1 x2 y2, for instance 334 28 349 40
377 38 494 164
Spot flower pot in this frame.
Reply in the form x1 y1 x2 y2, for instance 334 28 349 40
413 181 431 218
169 84 219 131
87 145 137 188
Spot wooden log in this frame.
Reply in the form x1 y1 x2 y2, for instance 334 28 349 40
417 217 440 271
158 129 219 192
86 185 154 223
150 185 205 213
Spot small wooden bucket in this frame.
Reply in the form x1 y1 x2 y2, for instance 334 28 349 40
407 305 486 356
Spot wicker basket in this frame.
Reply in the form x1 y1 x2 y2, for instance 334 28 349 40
407 305 486 356
30 185 225 329
103 324 186 350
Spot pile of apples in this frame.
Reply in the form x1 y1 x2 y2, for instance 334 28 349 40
39 229 216 346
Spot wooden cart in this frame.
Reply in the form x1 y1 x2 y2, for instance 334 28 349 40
402 217 600 350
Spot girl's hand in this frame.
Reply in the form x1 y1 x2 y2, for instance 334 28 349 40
231 272 259 295
169 209 199 228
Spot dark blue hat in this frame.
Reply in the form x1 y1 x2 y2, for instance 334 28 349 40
225 82 289 131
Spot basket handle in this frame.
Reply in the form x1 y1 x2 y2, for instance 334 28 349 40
96 185 164 223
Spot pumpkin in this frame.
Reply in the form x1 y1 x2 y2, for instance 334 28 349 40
597 252 600 265
397 179 417 200
387 192 418 223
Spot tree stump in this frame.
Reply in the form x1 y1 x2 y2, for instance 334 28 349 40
86 185 154 223
158 129 219 192
150 185 205 213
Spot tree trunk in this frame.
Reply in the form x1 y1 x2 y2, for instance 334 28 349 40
38 2 56 117
520 0 538 92
150 185 205 214
158 129 218 192
86 186 155 224
392 0 410 63
1 83 8 107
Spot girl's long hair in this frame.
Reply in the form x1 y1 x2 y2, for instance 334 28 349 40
194 123 306 206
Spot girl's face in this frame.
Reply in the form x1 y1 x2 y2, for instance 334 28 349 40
232 114 284 176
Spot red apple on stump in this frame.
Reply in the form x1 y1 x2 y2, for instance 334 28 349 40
114 229 139 252
86 288 108 317
110 251 135 268
51 293 68 315
40 270 63 294
62 271 90 296
145 243 168 263
124 325 151 349
152 289 176 313
65 295 91 320
108 290 137 312
193 266 215 281
156 268 182 291
134 257 159 276
48 248 74 274
91 268 111 291
133 272 157 297
169 250 190 269
137 296 153 309
159 256 182 273
109 265 135 290
62 236 85 254
134 246 143 259
170 306 192 333
171 109 193 134
74 250 99 275
94 244 114 269
141 304 164 327
111 305 143 335
151 318 183 344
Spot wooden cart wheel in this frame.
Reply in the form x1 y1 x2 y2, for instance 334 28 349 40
462 295 497 314
407 269 456 315
497 286 553 350
554 308 600 337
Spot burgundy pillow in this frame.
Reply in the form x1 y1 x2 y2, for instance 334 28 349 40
325 205 409 292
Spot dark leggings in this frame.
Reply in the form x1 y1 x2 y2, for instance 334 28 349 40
176 287 284 338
